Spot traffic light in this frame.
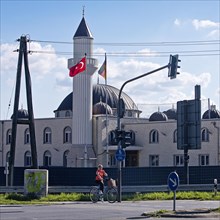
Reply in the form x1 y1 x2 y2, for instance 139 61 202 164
110 129 123 145
109 130 118 145
121 131 134 148
168 54 181 79
110 129 135 148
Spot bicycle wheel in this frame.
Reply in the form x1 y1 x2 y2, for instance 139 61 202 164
89 186 99 203
107 187 118 203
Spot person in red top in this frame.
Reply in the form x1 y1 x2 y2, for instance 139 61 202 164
95 164 108 193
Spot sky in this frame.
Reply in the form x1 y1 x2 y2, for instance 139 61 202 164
0 0 220 120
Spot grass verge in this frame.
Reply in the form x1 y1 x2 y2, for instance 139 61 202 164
0 191 220 205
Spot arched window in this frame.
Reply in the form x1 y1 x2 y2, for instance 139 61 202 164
201 128 209 142
43 127 52 144
149 129 159 143
63 150 69 167
24 151 32 166
43 150 51 166
24 128 30 144
63 126 72 143
6 151 10 164
65 111 70 117
6 129 12 145
173 129 177 143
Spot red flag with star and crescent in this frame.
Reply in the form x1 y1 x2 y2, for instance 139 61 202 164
69 57 86 77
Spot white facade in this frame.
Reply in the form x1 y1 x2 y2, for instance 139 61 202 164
0 116 220 168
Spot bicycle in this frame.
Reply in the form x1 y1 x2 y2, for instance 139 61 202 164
89 178 118 203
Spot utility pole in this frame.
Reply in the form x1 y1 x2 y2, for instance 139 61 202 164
9 36 38 186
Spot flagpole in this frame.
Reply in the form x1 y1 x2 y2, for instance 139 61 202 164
84 53 88 167
105 53 109 167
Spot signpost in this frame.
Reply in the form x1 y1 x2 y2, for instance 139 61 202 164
115 148 126 161
168 171 179 211
177 85 201 184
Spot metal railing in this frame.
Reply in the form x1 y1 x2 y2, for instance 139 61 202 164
0 184 215 194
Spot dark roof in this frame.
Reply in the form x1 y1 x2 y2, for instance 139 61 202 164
93 101 113 115
202 109 220 119
11 109 29 119
163 108 177 120
149 111 168 122
54 84 138 113
74 17 93 38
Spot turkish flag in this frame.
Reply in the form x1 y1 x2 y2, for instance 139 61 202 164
69 57 86 77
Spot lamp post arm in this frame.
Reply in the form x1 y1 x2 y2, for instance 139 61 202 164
117 64 169 129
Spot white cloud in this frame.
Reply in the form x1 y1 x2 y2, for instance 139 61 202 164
174 18 181 26
192 19 219 30
137 48 158 57
207 29 220 38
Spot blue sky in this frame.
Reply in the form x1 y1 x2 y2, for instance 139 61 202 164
0 0 219 120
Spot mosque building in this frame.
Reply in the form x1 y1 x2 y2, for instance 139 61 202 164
0 15 220 168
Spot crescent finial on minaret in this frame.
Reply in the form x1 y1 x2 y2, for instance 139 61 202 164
82 6 85 17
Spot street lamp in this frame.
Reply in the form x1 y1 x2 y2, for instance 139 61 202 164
116 55 180 202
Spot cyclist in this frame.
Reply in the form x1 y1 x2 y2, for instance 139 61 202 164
95 164 108 194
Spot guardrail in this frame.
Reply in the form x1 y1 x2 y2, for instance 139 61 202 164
0 184 215 194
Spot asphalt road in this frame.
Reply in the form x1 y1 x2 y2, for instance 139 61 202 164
0 200 220 220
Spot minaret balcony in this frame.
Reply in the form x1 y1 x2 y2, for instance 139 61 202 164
68 57 98 69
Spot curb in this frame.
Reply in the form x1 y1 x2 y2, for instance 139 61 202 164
142 209 220 218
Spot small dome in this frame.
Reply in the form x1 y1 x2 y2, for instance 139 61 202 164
11 108 29 119
93 101 113 115
202 105 220 119
149 111 168 121
163 108 177 120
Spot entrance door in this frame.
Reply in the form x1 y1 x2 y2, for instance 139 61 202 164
125 151 138 167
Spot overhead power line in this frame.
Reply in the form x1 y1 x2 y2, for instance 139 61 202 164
28 49 220 57
30 39 220 47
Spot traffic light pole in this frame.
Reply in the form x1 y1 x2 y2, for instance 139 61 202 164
117 64 169 202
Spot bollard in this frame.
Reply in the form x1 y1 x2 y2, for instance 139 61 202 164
214 179 218 196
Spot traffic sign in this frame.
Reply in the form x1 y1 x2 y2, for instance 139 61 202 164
168 172 179 191
115 148 126 161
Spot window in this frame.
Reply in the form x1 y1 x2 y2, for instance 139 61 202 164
65 111 70 117
109 153 116 167
6 129 12 145
24 151 32 166
63 150 69 167
201 128 209 142
174 155 184 166
149 155 159 166
24 128 30 144
43 127 52 144
43 151 51 166
63 126 72 143
173 129 177 143
199 154 209 166
128 111 132 117
149 129 159 143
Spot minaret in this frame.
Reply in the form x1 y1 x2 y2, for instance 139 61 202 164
68 15 98 154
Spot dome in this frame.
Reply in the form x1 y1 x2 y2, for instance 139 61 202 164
163 108 177 120
93 100 113 115
11 108 29 119
54 84 138 113
149 111 168 121
202 105 220 119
